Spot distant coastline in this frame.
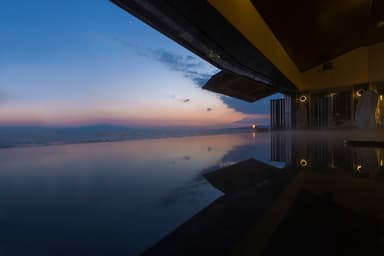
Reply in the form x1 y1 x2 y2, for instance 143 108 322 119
0 125 269 149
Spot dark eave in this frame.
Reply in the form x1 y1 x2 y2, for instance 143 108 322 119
203 71 277 103
111 0 297 95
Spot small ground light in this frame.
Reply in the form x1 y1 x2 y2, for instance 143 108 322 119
252 124 256 129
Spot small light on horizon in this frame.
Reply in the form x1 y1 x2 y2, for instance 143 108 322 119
252 124 256 129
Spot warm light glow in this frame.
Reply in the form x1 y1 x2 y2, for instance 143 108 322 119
252 124 256 129
377 20 384 29
356 89 364 97
356 164 363 172
380 95 383 101
299 95 307 103
380 160 383 167
299 159 308 167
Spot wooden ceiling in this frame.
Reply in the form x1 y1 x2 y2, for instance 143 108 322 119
251 0 384 71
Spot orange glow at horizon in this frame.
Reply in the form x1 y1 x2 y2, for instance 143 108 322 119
0 101 270 127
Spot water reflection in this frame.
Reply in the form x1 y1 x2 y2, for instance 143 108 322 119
271 131 384 178
0 133 271 256
143 131 384 255
0 131 383 255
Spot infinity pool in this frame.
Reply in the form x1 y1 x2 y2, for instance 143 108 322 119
1 130 383 255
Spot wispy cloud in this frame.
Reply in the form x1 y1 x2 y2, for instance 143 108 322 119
169 95 191 103
111 36 277 116
112 37 217 86
151 49 216 86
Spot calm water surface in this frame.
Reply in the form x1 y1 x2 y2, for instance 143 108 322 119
1 130 383 255
0 132 276 256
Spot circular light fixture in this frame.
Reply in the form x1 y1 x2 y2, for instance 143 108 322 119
299 159 308 167
356 164 363 173
356 89 364 97
299 95 307 103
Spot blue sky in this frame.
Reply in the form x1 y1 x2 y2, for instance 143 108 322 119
0 0 282 127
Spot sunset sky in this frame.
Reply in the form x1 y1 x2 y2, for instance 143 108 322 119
0 0 281 127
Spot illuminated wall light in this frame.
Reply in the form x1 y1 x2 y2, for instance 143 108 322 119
299 95 307 103
299 159 308 167
380 160 383 167
356 164 363 173
356 89 364 97
380 95 383 101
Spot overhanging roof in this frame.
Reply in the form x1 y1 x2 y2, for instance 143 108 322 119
203 71 277 102
111 0 384 97
111 0 297 96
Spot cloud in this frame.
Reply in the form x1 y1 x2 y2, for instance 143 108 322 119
112 37 282 116
112 37 217 86
169 95 190 103
150 49 217 86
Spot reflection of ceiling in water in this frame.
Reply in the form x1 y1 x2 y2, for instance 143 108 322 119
143 130 384 255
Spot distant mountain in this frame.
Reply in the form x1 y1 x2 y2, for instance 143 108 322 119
0 125 265 148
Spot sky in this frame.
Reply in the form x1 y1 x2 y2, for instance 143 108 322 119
0 0 282 128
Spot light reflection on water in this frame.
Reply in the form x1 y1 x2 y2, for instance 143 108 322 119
1 130 383 255
0 132 273 256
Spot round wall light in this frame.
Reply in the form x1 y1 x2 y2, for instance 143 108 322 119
299 159 308 167
299 95 307 103
356 89 364 97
